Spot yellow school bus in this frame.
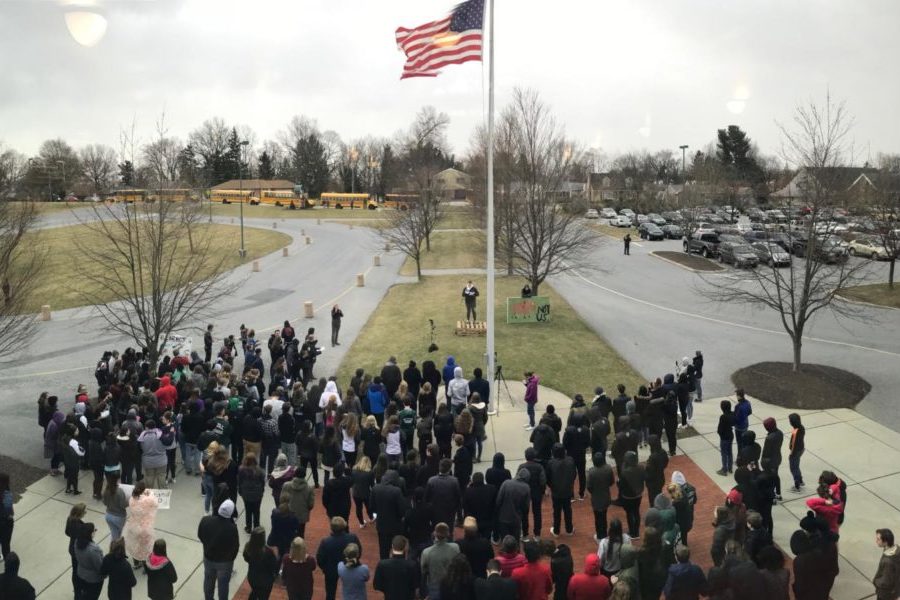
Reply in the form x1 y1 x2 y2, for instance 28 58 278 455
210 190 252 204
258 191 316 208
113 189 147 203
319 193 372 210
147 189 197 203
383 194 418 210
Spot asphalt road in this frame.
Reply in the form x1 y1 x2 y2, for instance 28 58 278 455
0 215 405 467
551 230 900 430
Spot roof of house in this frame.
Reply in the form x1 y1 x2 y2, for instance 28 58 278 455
436 168 470 179
211 179 295 191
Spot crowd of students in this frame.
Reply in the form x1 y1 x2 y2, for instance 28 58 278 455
1 327 899 600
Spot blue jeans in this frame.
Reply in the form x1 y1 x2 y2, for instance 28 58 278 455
734 428 747 452
527 402 535 426
694 378 703 401
185 443 201 475
281 442 297 467
105 512 125 541
789 451 804 486
202 473 215 513
203 558 233 600
720 439 733 472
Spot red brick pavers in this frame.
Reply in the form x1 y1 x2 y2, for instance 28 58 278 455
231 452 733 600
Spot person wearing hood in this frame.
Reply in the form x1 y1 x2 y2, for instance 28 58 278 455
663 544 706 600
145 539 178 600
567 553 611 600
791 510 839 600
616 544 640 600
617 451 645 538
523 372 540 430
495 468 531 541
530 420 557 464
760 417 784 500
788 412 805 492
370 469 410 559
737 430 761 468
198 498 240 600
551 543 574 600
138 419 173 490
644 435 669 505
587 451 615 541
733 389 752 453
0 551 36 599
547 443 577 537
74 522 105 600
521 447 548 540
486 452 512 488
442 357 458 398
380 356 402 399
154 375 177 412
563 412 590 499
447 367 470 416
464 472 497 540
874 528 900 600
667 472 697 546
646 494 681 552
100 538 137 600
366 377 388 427
710 506 735 567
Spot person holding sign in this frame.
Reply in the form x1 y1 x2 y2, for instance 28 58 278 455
462 281 480 322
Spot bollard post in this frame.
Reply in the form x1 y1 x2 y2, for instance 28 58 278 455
231 218 235 224
349 223 353 230
273 222 278 229
317 218 321 225
384 243 391 252
252 260 260 272
282 247 289 257
305 236 311 245
304 301 314 318
41 305 51 321
301 229 305 236
356 273 365 287
374 255 381 267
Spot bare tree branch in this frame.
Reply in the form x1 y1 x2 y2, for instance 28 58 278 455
0 200 45 358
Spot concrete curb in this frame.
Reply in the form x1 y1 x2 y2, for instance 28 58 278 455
834 290 900 311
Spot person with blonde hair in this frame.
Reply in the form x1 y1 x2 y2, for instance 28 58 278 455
281 537 317 600
361 415 381 465
351 455 375 528
338 543 369 600
341 413 361 467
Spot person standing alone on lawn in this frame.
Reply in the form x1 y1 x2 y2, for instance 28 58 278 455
462 280 479 322
623 234 631 255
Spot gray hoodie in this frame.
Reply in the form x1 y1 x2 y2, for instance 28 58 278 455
447 367 469 407
75 540 104 584
495 468 531 524
138 428 168 469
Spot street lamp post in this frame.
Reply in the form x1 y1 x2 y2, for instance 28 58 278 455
679 145 689 176
239 140 249 258
56 160 66 200
349 147 359 194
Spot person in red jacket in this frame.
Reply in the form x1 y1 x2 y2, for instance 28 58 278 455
512 541 553 600
155 376 178 412
806 483 842 534
567 553 611 600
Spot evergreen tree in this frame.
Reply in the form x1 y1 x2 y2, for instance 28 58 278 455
177 144 199 187
378 144 397 196
118 160 135 187
222 128 244 183
291 134 330 198
716 125 762 182
258 150 275 180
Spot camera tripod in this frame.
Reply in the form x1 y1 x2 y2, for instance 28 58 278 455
493 364 513 415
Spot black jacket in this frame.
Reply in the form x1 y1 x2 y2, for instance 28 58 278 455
425 473 461 524
322 474 352 518
468 376 490 404
244 548 279 591
530 424 557 461
521 459 547 496
458 535 495 579
374 556 420 600
381 363 403 398
145 556 178 600
100 554 137 600
316 532 362 577
474 573 519 600
761 428 784 471
586 463 615 511
738 431 762 465
403 366 423 400
562 423 590 460
197 515 239 562
370 473 409 533
463 481 497 528
495 472 530 524
717 413 735 441
546 456 576 500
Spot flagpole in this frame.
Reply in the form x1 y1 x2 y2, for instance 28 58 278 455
485 0 497 415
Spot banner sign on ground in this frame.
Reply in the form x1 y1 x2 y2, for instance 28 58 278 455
119 484 172 510
506 296 551 323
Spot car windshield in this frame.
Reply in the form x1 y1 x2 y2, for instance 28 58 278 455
735 245 755 254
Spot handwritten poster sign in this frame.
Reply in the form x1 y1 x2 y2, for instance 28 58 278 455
119 484 172 510
506 296 551 324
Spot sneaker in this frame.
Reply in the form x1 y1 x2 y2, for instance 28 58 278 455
525 426 534 431
244 526 252 534
577 495 585 501
593 535 599 543
487 410 497 416
716 469 727 476
790 485 801 492
523 423 532 429
72 490 82 496
360 522 367 529
170 477 176 484
491 537 500 545
567 528 575 536
775 494 783 501
550 528 558 538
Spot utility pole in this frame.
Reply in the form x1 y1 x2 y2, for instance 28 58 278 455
679 145 689 177
239 140 249 257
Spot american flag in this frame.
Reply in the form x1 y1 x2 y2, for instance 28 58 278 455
395 0 484 79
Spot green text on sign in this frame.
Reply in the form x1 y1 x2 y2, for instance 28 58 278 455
506 296 551 323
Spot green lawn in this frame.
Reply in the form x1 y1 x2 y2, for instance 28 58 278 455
337 275 645 399
837 283 900 309
400 231 486 275
26 224 291 312
437 207 479 230
209 204 390 220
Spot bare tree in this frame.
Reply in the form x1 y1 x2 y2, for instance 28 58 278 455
0 201 45 358
80 144 118 195
700 93 868 371
868 172 900 286
72 201 240 366
379 205 426 280
499 88 596 295
0 143 27 198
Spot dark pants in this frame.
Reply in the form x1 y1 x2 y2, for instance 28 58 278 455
496 520 521 542
759 499 774 536
720 439 733 472
789 451 804 486
766 466 782 496
205 346 212 363
466 302 477 321
678 395 689 426
647 482 662 507
324 573 339 600
232 439 244 465
244 499 261 530
573 454 587 497
248 583 273 600
377 529 400 559
203 559 233 600
0 517 12 559
522 493 543 537
331 323 340 346
51 451 62 470
300 455 319 486
735 428 748 453
166 448 177 480
354 496 372 525
624 242 630 255
551 497 573 534
65 468 79 492
92 467 104 498
527 402 535 427
261 445 278 474
664 415 678 455
80 580 103 600
593 508 608 540
620 496 641 537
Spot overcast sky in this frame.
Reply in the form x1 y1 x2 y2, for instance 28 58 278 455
2 0 898 165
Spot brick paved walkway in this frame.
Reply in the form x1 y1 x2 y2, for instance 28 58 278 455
233 452 728 600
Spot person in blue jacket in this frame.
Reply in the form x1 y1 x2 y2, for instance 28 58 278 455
442 357 458 400
733 388 753 453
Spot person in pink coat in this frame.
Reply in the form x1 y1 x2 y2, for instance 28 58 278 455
123 481 159 568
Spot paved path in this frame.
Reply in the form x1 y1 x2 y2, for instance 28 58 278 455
0 218 406 468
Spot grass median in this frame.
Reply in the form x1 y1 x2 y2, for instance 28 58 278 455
337 274 644 399
836 283 900 309
399 231 486 275
25 223 291 312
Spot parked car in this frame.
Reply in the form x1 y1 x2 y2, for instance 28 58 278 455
765 209 788 223
613 215 632 227
743 230 793 252
718 234 746 245
661 224 683 239
747 208 767 222
619 208 635 217
791 234 848 263
584 209 600 219
634 214 649 225
638 223 665 240
661 211 683 224
683 232 721 258
718 242 759 268
600 208 618 219
647 213 667 226
848 237 892 260
751 242 791 267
